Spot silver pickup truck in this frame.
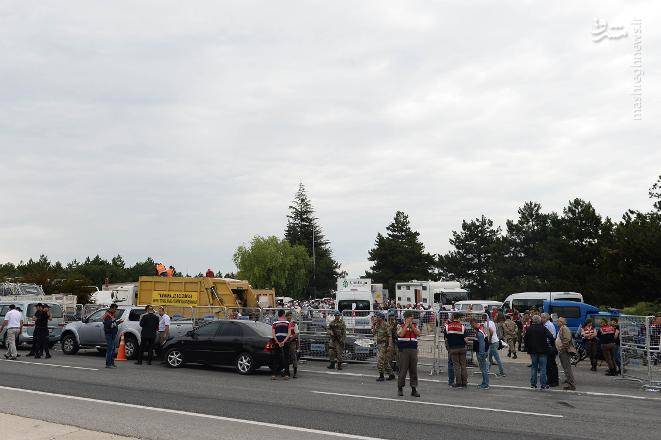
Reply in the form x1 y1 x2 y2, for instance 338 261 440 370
60 306 194 359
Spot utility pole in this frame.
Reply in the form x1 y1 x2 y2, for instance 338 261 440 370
312 225 316 299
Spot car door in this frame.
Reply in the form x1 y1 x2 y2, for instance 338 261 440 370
214 322 244 365
187 321 222 363
78 309 107 346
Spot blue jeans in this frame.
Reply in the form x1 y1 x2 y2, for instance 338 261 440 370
105 333 117 366
489 342 505 375
530 353 548 387
447 356 454 385
614 345 621 370
477 353 489 387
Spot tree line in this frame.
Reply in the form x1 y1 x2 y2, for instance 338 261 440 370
366 176 661 308
3 177 660 308
0 255 158 303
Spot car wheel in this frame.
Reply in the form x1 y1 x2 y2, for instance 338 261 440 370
124 335 138 359
236 352 255 375
165 347 184 368
61 334 79 355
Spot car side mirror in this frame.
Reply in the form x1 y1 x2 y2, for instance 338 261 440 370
186 330 195 338
82 317 89 324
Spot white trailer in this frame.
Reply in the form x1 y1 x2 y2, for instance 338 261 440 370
395 280 468 309
91 283 138 306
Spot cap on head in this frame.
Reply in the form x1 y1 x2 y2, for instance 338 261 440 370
333 310 341 316
403 310 414 319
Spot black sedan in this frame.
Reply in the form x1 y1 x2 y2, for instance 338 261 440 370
161 320 276 374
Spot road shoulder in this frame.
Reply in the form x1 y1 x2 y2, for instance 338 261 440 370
0 412 136 440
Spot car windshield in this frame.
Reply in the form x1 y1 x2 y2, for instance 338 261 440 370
337 300 370 312
27 304 63 319
458 304 485 312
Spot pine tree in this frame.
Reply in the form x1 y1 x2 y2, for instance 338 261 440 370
285 183 340 297
366 211 436 298
438 215 504 299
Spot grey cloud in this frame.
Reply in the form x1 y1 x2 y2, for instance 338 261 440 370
1 0 658 277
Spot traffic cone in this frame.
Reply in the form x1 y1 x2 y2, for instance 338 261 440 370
115 332 127 361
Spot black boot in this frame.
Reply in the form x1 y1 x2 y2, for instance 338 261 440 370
397 387 403 397
327 362 336 369
376 374 385 382
387 374 396 381
513 353 518 359
337 362 343 370
411 388 420 397
293 367 297 378
507 352 511 358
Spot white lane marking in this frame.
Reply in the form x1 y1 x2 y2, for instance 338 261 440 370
300 369 661 401
312 391 563 418
0 385 385 440
0 359 99 371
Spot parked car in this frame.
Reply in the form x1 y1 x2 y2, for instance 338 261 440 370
298 332 377 361
161 319 276 374
0 301 65 348
60 306 194 359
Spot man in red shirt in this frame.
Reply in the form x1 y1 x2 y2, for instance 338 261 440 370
397 310 421 397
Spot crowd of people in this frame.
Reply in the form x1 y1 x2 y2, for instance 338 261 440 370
3 295 659 397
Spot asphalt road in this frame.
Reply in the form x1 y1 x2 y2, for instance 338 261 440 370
0 347 659 440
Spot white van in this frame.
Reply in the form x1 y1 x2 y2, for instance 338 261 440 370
501 292 583 312
454 300 502 313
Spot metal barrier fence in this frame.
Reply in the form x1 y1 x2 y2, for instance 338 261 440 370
69 304 496 370
430 311 490 376
619 314 661 391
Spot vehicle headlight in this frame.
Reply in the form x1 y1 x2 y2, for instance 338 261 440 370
354 338 373 348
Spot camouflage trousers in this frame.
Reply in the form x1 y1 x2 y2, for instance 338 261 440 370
377 343 393 375
329 341 344 364
506 337 517 355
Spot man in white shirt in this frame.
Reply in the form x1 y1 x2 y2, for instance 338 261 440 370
1 304 24 360
158 306 171 346
542 313 557 338
486 316 506 376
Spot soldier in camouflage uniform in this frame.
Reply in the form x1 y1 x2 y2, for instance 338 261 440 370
387 309 399 372
327 310 346 370
372 311 396 381
503 314 519 359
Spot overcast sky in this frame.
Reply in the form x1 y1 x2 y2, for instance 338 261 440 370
1 1 658 277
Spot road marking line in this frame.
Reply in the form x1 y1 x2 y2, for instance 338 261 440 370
0 359 99 371
0 386 385 440
312 391 563 418
300 369 661 401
